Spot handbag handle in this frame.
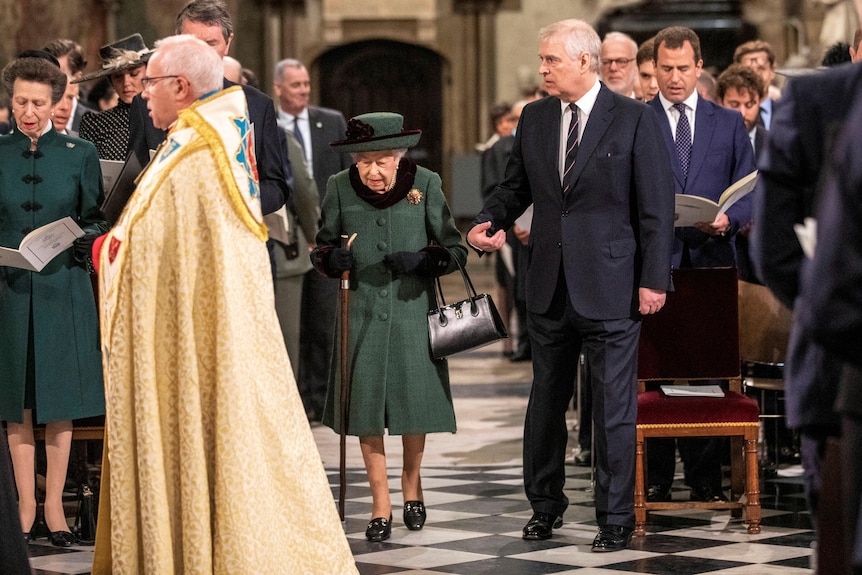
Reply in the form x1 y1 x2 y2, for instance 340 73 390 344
432 257 479 324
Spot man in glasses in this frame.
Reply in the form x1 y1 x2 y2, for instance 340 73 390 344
600 32 639 98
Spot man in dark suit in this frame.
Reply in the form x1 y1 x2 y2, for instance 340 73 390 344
716 64 767 284
799 94 862 573
468 18 674 552
643 27 755 504
754 61 862 574
127 0 289 216
43 38 94 134
273 58 351 420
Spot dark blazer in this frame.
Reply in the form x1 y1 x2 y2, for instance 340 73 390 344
305 105 352 203
476 88 675 320
70 99 93 133
648 95 756 268
128 79 289 215
480 134 514 199
754 62 862 432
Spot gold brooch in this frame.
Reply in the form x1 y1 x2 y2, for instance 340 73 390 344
407 189 423 205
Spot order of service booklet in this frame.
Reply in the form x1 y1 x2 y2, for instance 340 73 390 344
0 217 84 272
660 384 725 398
674 170 759 227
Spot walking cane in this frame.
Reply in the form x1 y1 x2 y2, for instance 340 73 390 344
338 232 357 522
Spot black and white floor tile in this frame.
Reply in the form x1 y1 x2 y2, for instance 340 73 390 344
23 262 814 574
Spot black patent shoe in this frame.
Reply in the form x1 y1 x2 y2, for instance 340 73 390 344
365 514 392 542
591 524 633 552
50 530 77 547
522 512 563 540
23 531 31 544
403 501 426 530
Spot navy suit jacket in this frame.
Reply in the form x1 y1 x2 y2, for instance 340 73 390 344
475 86 675 320
755 62 862 432
304 105 351 204
128 79 289 215
648 95 755 268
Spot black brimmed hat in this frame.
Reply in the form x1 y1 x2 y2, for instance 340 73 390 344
72 34 151 83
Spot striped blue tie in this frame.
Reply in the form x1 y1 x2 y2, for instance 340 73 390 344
674 103 691 179
562 103 579 193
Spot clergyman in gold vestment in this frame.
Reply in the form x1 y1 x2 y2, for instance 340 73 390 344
91 35 357 575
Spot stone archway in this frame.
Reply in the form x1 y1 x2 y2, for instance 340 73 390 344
317 39 443 175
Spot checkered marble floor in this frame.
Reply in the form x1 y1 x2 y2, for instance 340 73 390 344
22 261 814 574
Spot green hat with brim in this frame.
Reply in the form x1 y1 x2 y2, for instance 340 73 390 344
330 112 421 153
72 34 151 84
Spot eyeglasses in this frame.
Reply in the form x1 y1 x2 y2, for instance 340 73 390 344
141 75 179 90
600 58 634 68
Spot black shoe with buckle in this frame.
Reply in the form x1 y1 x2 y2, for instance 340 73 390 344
403 501 426 530
647 484 672 502
365 514 392 542
522 512 563 540
591 524 633 552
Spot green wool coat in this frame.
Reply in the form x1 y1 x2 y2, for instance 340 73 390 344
0 128 108 424
317 165 467 437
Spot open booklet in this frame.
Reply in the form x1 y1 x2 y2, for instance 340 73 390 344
660 384 725 398
674 170 759 227
0 217 84 272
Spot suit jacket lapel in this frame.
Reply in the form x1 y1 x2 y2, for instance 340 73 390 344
566 86 613 193
649 97 685 190
686 96 715 191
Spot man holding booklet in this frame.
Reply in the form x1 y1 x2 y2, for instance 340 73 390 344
645 26 756 503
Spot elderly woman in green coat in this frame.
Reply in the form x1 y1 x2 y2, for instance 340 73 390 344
0 54 107 547
312 112 467 542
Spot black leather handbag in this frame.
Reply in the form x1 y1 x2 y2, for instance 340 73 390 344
427 258 508 359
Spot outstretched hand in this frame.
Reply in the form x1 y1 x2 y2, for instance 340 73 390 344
466 221 506 252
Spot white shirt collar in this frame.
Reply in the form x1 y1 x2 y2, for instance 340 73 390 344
560 78 601 117
657 90 699 114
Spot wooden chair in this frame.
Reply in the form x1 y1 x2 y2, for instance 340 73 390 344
634 267 761 536
738 280 793 472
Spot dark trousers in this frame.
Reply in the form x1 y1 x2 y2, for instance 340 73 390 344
297 269 339 415
524 274 640 528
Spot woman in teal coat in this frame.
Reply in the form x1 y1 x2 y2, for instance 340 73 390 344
0 55 107 546
312 112 467 542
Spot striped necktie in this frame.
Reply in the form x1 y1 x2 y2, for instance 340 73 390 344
674 102 691 179
562 103 579 193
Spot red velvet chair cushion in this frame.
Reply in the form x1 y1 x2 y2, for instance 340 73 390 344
637 390 759 425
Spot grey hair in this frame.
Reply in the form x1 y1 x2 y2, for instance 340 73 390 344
538 19 601 74
603 32 638 57
274 58 306 83
350 149 407 162
153 35 223 98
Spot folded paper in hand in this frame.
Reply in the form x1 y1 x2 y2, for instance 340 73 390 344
0 216 84 272
660 384 725 398
674 170 758 227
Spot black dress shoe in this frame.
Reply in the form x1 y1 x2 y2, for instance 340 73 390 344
591 524 633 552
365 514 392 542
646 484 672 502
403 501 426 530
50 530 77 547
522 512 563 540
574 449 592 467
690 485 728 502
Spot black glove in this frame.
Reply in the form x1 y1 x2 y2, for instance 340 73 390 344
73 232 101 274
383 251 428 277
326 247 355 274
